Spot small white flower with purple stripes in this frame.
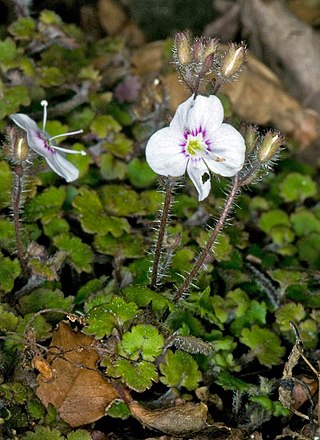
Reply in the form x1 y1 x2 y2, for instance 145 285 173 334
146 94 246 201
10 100 86 182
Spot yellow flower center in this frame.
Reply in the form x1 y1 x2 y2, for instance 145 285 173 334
187 139 202 156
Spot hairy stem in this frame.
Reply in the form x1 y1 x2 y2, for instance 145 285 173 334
150 176 174 289
12 165 28 277
173 174 240 302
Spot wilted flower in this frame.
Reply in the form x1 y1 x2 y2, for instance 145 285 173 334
146 95 246 201
10 100 86 182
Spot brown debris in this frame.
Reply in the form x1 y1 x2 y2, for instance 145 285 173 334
36 322 119 427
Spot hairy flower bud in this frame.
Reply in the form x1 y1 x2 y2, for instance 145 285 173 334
220 43 246 78
243 124 259 157
174 32 191 65
258 131 284 163
202 38 219 62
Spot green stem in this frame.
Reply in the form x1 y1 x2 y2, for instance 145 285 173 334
150 177 174 289
173 174 240 303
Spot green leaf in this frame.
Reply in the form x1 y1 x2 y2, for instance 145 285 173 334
8 17 36 39
0 38 18 63
42 217 70 238
53 233 93 273
16 315 52 343
297 233 320 267
99 153 127 180
94 233 145 258
0 304 19 332
279 173 317 203
119 324 164 361
0 161 12 208
0 256 21 293
291 209 320 236
258 209 290 234
240 326 285 367
99 184 142 216
39 66 65 87
22 426 64 440
66 143 91 178
106 400 130 419
0 85 31 118
268 269 308 295
85 296 138 338
127 158 156 188
67 430 92 440
216 371 249 392
123 285 173 314
75 276 108 305
275 303 305 332
25 187 66 221
160 350 202 391
90 115 121 138
110 359 158 392
73 187 130 237
19 288 74 316
103 133 133 158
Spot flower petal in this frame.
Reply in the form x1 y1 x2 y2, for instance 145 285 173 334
171 95 224 134
205 123 245 177
45 152 79 182
10 113 39 133
145 126 187 176
187 160 211 201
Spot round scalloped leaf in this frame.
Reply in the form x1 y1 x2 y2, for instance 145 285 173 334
99 153 127 180
297 233 320 267
86 296 138 338
75 276 108 305
0 161 12 209
67 429 92 440
72 187 130 237
90 115 121 138
8 17 36 39
279 173 317 203
123 285 173 314
127 158 156 188
22 426 64 440
19 288 74 316
258 209 290 235
240 326 285 367
94 233 145 258
0 37 18 63
160 350 202 391
42 217 70 238
53 233 93 273
0 304 19 332
99 184 143 216
106 400 130 419
103 133 133 158
119 324 164 361
25 187 66 222
39 66 65 87
112 359 158 392
66 143 91 178
275 303 305 332
16 314 52 343
0 256 21 293
290 209 320 237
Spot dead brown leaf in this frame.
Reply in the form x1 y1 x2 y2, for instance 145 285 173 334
36 322 119 427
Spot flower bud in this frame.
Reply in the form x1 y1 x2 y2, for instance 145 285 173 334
7 126 29 162
192 37 205 63
202 37 219 62
220 43 246 78
174 32 191 65
243 124 259 156
258 130 284 163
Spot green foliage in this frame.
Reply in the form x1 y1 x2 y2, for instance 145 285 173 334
85 296 138 338
53 233 93 272
106 400 130 419
240 326 285 367
0 161 12 208
279 172 317 202
0 254 21 293
160 350 202 391
108 359 158 392
22 426 64 440
127 158 156 188
25 187 66 222
119 324 164 361
18 288 74 315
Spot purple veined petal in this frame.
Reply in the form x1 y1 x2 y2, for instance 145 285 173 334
187 159 211 201
145 126 188 177
185 95 224 134
45 151 80 182
205 123 246 177
25 129 56 158
10 113 39 134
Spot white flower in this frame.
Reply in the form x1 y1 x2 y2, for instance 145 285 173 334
146 95 246 201
10 100 86 182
